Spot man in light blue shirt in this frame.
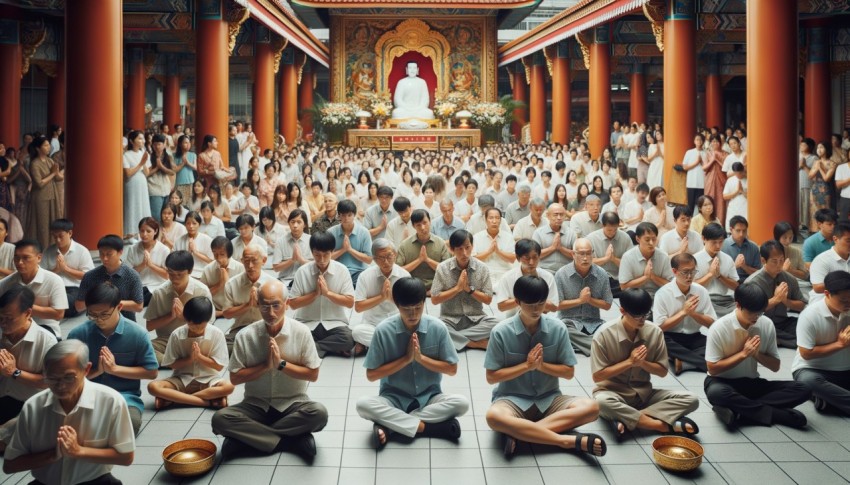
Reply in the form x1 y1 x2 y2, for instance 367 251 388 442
484 275 605 458
364 186 397 240
356 277 469 449
431 199 464 241
328 199 373 286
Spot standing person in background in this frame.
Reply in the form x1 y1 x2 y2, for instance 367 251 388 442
683 133 706 216
26 137 63 248
146 134 176 222
173 135 198 202
703 135 728 227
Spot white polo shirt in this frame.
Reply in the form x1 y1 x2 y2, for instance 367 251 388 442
123 240 170 289
652 281 716 335
0 268 68 336
224 271 276 332
5 381 135 485
792 299 850 373
623 199 651 231
618 247 674 296
0 242 14 274
143 278 213 339
199 259 245 310
385 217 414 249
809 248 850 303
290 260 354 331
0 322 57 401
199 216 226 239
162 324 229 385
694 250 738 298
473 229 517 282
41 240 95 288
231 234 268 261
659 229 704 257
173 233 214 279
706 311 780 379
466 213 511 238
569 211 603 238
353 264 410 327
272 232 312 281
512 214 548 241
493 267 558 318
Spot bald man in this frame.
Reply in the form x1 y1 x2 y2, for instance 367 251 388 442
533 203 577 274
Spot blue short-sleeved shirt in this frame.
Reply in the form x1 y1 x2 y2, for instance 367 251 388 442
67 316 158 413
175 152 197 186
328 222 372 278
431 216 464 241
363 314 458 411
803 232 834 263
721 237 762 281
484 314 577 411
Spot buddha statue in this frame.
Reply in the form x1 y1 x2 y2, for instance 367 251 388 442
392 62 435 122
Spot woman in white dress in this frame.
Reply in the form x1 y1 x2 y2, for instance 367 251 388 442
158 203 187 251
173 211 213 279
646 131 665 190
123 130 152 239
124 217 169 305
626 123 640 178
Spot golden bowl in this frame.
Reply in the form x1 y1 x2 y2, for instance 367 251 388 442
162 438 217 477
651 436 703 472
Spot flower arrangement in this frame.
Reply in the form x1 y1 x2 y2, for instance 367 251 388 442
434 99 458 123
469 101 508 128
369 92 393 122
318 102 359 128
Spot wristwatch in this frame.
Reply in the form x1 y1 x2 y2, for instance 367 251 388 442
277 360 287 371
11 369 22 379
467 286 475 294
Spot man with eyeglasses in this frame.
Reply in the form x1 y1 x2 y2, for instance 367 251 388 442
222 244 275 352
494 239 558 319
68 282 158 435
554 238 613 356
704 283 811 428
212 279 327 461
744 240 806 349
3 340 135 485
352 239 410 356
0 286 57 453
356 277 468 450
591 289 700 442
652 253 717 374
143 250 214 365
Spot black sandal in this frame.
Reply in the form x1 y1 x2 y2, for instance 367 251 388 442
372 423 392 450
503 434 518 458
608 418 627 442
566 431 607 457
422 418 461 441
668 416 700 436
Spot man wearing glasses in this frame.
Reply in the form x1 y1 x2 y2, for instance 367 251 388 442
356 277 468 449
652 253 717 374
222 244 275 352
591 289 700 442
554 238 613 356
705 283 811 428
67 282 158 435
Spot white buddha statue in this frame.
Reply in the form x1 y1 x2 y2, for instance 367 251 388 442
392 61 435 121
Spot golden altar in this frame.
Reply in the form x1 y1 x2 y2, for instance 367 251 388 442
346 128 481 150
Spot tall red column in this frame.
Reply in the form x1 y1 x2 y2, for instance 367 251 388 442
551 41 571 145
0 20 21 148
662 0 696 204
748 0 798 242
163 57 181 129
126 47 146 131
511 62 527 140
589 26 611 158
253 28 275 153
705 54 724 129
195 2 230 165
299 60 315 140
279 46 298 147
529 52 547 144
630 63 646 125
66 0 123 246
804 26 831 144
47 58 66 129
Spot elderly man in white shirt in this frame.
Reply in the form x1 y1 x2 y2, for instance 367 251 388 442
352 239 410 356
472 208 516 288
222 244 276 350
40 219 95 318
512 197 547 242
3 340 135 484
466 194 511 236
569 195 603 238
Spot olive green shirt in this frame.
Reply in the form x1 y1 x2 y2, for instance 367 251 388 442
395 233 452 289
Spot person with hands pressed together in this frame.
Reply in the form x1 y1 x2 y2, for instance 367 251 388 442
694 222 740 317
199 236 245 318
396 209 451 292
123 217 169 306
587 212 633 297
211 279 327 460
704 284 811 428
485 275 605 458
364 186 397 240
272 210 312 286
41 218 94 318
472 207 517 286
356 277 468 449
3 340 135 485
494 239 558 318
532 203 577 274
591 289 701 442
75 235 144 323
722 216 762 283
618 222 674 300
222 244 275 350
809 221 850 303
659 206 704 258
68 283 158 435
328 199 373 286
172 211 214 279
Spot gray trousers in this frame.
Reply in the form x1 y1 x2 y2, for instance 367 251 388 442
129 407 142 437
594 388 699 431
562 320 600 357
444 315 499 350
312 323 355 357
794 368 850 415
211 400 328 453
710 294 736 318
356 393 470 438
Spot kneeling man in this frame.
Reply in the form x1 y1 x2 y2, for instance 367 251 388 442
356 277 469 449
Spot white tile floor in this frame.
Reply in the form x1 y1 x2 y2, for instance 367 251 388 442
2 300 850 485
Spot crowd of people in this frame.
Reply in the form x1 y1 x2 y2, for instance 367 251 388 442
1 119 850 484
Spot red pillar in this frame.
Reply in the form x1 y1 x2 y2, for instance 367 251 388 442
299 60 315 140
279 47 298 147
630 64 646 125
511 62 527 139
47 58 66 129
589 26 611 158
663 0 696 204
66 0 123 247
0 20 21 148
529 52 546 144
551 41 571 145
804 26 831 144
253 30 275 153
747 0 798 242
705 55 724 129
195 2 230 165
163 65 181 128
126 47 146 131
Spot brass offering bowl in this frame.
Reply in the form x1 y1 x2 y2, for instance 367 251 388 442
651 436 704 472
162 438 217 477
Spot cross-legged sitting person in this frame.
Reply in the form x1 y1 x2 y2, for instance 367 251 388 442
694 222 740 317
494 239 558 319
211 280 327 461
485 275 606 458
618 222 674 301
356 277 469 449
592 289 700 442
148 296 234 410
3 340 135 485
793 270 850 415
221 244 275 350
652 253 716 374
704 283 812 428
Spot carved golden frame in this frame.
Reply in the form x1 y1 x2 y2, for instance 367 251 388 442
374 19 451 96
